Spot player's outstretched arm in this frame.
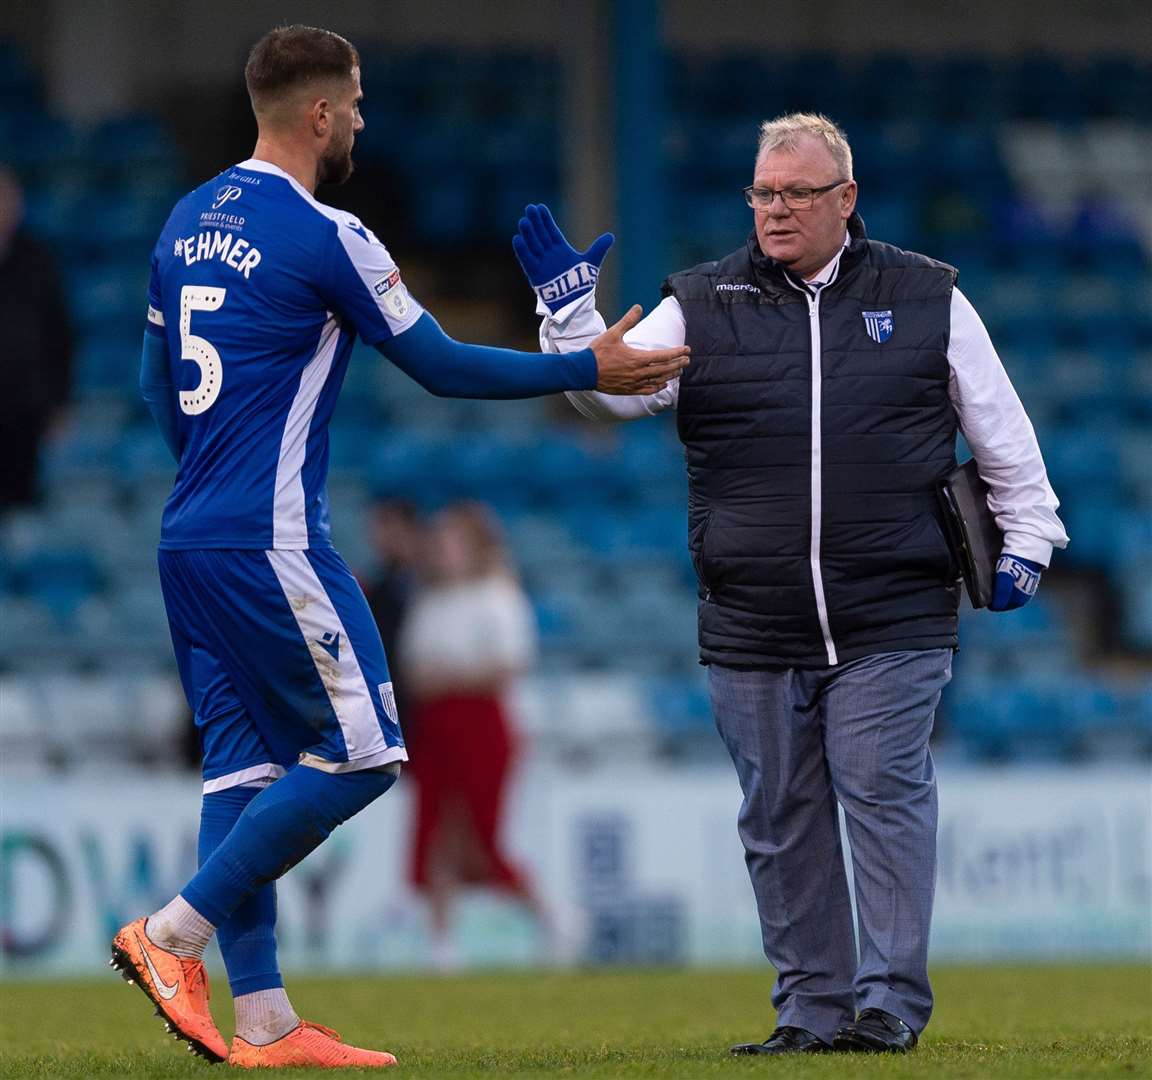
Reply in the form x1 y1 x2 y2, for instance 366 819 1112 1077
375 310 688 400
322 205 686 400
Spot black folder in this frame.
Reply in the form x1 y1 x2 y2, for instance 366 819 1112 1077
937 458 1003 609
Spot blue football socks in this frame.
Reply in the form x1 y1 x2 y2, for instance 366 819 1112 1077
199 786 282 996
184 763 398 930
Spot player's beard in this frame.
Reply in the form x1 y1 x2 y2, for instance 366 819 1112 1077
318 134 355 186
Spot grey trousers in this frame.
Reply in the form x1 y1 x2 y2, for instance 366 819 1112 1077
709 649 952 1043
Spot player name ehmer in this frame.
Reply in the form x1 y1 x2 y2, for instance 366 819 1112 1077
175 230 263 278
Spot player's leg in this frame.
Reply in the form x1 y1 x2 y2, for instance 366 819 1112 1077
165 547 407 944
143 592 288 984
181 760 400 930
121 547 404 1065
820 648 952 1047
708 663 857 1050
148 778 286 986
144 761 397 1062
111 566 281 1063
158 760 399 1070
178 546 404 1066
197 781 292 1045
145 647 286 972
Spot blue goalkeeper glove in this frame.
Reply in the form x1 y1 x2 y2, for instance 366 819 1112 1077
512 203 614 314
989 554 1044 611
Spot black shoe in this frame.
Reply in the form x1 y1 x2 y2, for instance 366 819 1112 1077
729 1026 831 1055
832 1008 918 1053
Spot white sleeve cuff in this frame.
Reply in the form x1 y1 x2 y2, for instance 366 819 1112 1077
1001 532 1054 568
535 288 599 326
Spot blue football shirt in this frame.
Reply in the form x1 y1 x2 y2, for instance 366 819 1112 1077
145 158 423 550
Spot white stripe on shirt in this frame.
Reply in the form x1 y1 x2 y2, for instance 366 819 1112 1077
273 314 340 548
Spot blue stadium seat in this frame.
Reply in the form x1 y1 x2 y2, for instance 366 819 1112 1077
1058 494 1126 567
1119 430 1152 505
1135 682 1152 745
78 196 167 259
483 168 561 238
9 548 104 623
86 112 174 170
935 57 1011 123
521 437 612 504
1082 56 1152 121
69 260 149 333
40 426 124 493
947 677 1077 760
74 334 141 393
1113 510 1152 573
118 425 177 481
22 178 89 244
2 111 80 170
648 675 714 739
959 593 1069 656
1064 678 1151 759
860 197 917 249
845 55 935 123
1042 425 1122 494
1010 55 1084 123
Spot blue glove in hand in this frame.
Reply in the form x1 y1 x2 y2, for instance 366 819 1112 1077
989 554 1044 611
512 203 614 314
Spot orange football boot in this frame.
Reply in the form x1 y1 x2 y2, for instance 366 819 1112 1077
229 1021 398 1069
110 916 228 1063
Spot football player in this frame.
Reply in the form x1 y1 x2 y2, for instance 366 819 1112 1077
111 23 688 1069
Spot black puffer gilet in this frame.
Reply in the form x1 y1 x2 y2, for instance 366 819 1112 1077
664 214 962 668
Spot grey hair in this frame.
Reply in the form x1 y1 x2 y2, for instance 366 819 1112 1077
756 113 853 179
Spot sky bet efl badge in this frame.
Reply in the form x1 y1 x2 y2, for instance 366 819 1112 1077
373 267 410 318
862 309 894 343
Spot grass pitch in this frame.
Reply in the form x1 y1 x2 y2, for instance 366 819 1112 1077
1 966 1149 1078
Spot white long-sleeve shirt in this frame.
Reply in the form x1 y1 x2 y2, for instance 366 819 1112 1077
401 573 538 680
538 250 1069 567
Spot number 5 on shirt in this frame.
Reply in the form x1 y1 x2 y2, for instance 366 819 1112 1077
179 285 227 415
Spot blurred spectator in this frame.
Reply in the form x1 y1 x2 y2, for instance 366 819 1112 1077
399 501 546 967
0 165 73 510
361 498 425 729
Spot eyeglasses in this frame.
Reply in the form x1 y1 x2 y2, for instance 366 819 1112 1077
742 179 850 211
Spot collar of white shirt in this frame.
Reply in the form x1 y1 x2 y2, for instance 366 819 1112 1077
802 230 852 288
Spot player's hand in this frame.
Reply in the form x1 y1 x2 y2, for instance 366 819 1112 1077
988 553 1044 611
589 305 690 395
512 203 614 314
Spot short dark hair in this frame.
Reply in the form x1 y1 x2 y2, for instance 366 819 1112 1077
244 25 359 111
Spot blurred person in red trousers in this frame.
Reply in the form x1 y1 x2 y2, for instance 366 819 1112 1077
400 501 547 968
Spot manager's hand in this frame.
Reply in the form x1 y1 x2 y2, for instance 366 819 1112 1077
513 203 614 313
589 305 690 395
989 553 1044 611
